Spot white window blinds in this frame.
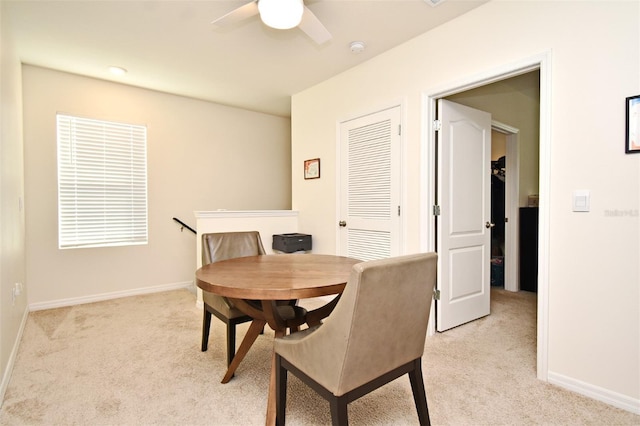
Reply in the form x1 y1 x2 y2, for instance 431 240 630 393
57 114 148 249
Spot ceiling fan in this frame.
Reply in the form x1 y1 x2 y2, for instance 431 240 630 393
211 0 332 45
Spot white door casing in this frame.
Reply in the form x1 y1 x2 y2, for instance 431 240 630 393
424 54 550 380
492 121 520 292
338 106 401 260
436 99 492 332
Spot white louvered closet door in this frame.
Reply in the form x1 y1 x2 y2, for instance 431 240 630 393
338 106 401 261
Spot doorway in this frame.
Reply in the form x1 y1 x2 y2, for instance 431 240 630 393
446 79 535 295
423 52 550 381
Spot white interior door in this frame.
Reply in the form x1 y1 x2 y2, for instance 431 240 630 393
436 99 492 331
338 106 401 261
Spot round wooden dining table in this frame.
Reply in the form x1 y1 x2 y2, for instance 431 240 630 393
195 253 361 425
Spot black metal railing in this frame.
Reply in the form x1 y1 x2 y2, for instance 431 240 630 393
172 217 196 234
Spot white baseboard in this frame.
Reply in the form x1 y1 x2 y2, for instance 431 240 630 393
548 371 640 415
29 281 195 311
0 306 29 409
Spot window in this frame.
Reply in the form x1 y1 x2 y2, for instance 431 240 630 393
57 114 148 249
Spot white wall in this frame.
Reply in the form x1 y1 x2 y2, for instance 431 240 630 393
0 1 28 404
292 0 639 411
22 66 292 307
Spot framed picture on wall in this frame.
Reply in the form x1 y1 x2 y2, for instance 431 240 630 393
626 94 640 153
304 158 320 179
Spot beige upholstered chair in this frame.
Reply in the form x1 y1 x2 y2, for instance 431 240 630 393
274 252 438 426
200 231 266 366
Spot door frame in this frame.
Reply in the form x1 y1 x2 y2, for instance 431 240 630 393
421 51 551 381
492 120 520 292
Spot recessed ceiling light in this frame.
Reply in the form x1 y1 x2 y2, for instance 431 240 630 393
425 0 446 6
108 66 127 76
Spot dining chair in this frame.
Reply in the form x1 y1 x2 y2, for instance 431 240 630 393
201 231 308 383
200 231 266 366
274 252 438 426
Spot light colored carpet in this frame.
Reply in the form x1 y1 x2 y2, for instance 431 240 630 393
1 288 638 425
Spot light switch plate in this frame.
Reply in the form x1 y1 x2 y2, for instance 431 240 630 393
573 190 590 212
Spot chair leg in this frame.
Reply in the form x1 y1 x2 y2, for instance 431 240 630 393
275 355 288 426
329 396 348 426
226 322 236 367
408 358 431 426
201 309 212 352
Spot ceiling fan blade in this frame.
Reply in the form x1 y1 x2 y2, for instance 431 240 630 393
298 5 332 45
211 1 259 27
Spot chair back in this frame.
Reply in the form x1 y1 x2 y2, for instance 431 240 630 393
276 252 437 396
202 231 266 265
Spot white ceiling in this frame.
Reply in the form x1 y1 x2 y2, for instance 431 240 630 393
5 0 487 117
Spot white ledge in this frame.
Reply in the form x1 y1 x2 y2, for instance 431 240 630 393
194 210 298 219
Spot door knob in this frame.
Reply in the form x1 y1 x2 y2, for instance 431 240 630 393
485 221 495 228
339 221 347 227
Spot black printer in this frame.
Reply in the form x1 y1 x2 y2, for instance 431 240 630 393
272 233 312 253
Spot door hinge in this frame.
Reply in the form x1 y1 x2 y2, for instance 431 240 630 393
398 124 402 135
433 119 442 131
433 289 441 300
433 205 441 216
397 205 401 216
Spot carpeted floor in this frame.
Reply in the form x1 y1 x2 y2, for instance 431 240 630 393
1 288 638 425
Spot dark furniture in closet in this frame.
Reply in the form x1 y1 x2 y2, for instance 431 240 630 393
519 207 538 292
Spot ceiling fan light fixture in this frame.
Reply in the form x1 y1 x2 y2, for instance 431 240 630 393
258 0 304 30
